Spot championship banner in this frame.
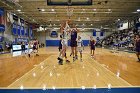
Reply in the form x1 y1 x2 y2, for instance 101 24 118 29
0 8 4 16
24 27 28 37
29 26 33 37
17 25 21 36
0 24 5 32
0 8 4 24
0 36 4 42
12 23 17 35
21 26 24 36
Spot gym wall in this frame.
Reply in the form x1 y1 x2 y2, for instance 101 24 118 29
35 28 112 47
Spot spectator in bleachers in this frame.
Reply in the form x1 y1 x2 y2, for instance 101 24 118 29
100 28 139 51
5 42 12 52
21 42 26 54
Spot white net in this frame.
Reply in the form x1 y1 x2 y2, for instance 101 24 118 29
66 8 73 17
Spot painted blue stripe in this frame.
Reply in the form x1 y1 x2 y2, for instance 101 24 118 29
0 88 140 93
46 40 89 46
46 40 60 46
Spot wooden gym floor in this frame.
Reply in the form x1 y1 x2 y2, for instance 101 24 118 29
0 47 140 88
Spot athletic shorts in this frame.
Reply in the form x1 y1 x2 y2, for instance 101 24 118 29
136 47 140 53
77 47 82 53
91 45 95 50
59 46 62 51
61 39 68 46
70 40 77 47
33 45 37 50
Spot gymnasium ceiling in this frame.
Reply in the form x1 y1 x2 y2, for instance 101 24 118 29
0 0 140 28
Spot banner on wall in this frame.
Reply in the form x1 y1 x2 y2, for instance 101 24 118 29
50 31 58 38
17 25 21 36
0 24 5 32
100 31 104 36
0 8 4 16
0 8 4 24
21 26 24 36
12 23 17 35
0 36 4 42
29 26 33 38
24 27 28 36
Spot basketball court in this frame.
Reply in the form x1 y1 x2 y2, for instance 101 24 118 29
0 0 140 93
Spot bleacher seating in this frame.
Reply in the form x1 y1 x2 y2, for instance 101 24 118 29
99 28 140 51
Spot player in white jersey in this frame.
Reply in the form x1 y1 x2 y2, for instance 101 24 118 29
57 20 70 65
77 36 84 62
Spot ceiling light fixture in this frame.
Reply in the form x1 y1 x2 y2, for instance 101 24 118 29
108 9 111 11
41 9 45 12
51 9 55 11
137 9 140 12
93 9 96 11
13 13 16 15
17 9 21 12
118 19 120 21
82 9 85 11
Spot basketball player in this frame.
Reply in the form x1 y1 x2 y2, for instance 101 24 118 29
57 20 70 65
77 36 84 62
21 42 26 54
89 36 96 58
33 39 39 56
27 41 32 57
70 24 79 61
58 34 70 64
135 35 140 62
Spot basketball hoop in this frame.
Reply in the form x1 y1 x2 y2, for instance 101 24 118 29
67 0 72 6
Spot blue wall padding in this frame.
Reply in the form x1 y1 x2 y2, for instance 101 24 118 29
46 40 59 46
46 40 89 46
83 40 89 46
93 31 96 36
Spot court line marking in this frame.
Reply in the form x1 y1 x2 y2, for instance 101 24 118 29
88 53 132 86
1 86 140 89
7 55 54 87
7 52 132 88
